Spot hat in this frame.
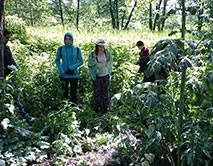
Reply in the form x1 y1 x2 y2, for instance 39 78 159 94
95 38 106 46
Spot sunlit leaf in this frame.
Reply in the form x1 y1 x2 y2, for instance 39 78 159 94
179 57 192 68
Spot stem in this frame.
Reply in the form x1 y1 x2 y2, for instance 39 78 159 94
162 136 175 166
178 0 186 162
177 66 186 166
181 0 186 39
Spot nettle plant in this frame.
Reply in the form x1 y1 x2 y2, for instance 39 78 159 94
110 37 213 165
1 18 212 165
0 84 50 166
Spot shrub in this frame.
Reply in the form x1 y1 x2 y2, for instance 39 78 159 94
5 15 28 44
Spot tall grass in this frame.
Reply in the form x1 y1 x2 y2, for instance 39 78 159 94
27 26 182 49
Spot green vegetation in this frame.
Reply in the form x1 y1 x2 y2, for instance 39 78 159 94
0 14 212 165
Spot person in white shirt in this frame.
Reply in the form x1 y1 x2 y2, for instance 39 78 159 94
88 39 113 115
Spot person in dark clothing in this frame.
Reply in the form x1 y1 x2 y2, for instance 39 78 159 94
3 29 17 78
3 29 34 123
55 32 83 104
136 41 155 82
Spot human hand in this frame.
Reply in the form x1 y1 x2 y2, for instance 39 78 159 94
97 63 102 69
7 64 18 71
65 69 74 75
136 60 140 65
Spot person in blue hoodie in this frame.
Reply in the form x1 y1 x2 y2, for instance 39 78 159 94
55 32 83 104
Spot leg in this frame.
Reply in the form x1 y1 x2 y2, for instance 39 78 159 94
14 95 34 122
70 78 78 104
60 77 69 99
14 95 27 117
101 75 110 114
92 78 101 113
135 67 143 85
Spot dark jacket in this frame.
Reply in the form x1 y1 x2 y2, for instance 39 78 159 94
4 44 16 78
136 47 150 73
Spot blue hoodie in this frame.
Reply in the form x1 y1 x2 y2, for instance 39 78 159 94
55 32 83 79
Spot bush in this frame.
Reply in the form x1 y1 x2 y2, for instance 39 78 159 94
5 15 28 44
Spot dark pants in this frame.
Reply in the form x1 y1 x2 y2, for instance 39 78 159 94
14 95 28 117
13 94 33 122
6 87 32 122
92 75 110 114
1 93 28 118
138 67 155 83
60 77 78 104
143 74 155 83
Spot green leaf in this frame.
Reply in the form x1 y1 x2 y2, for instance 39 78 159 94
202 149 211 159
179 57 192 68
145 125 155 138
156 131 162 142
0 159 6 166
187 6 197 15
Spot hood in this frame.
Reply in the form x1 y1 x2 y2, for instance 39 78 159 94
64 32 74 46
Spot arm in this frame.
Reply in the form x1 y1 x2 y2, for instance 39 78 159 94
88 51 101 68
5 46 17 66
69 48 83 70
55 47 65 75
88 51 101 80
136 58 141 65
10 55 17 66
106 50 113 73
5 46 17 71
143 48 150 56
137 48 150 66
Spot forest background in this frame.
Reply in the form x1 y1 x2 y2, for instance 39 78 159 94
0 0 213 166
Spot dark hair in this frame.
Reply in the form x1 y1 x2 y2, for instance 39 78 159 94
136 41 144 46
95 45 105 55
3 29 11 35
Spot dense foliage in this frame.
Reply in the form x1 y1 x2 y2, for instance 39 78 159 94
4 0 213 32
0 15 212 166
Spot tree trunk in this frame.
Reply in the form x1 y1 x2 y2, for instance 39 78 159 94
0 0 5 112
109 0 116 29
121 9 126 29
115 0 119 29
153 0 162 31
149 2 152 30
96 0 100 16
0 0 4 81
197 0 204 31
124 0 137 30
15 0 19 17
58 0 64 26
76 0 80 30
161 0 168 31
29 0 34 26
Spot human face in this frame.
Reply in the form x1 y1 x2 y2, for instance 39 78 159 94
3 34 10 44
65 35 72 46
137 45 144 50
97 45 105 54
